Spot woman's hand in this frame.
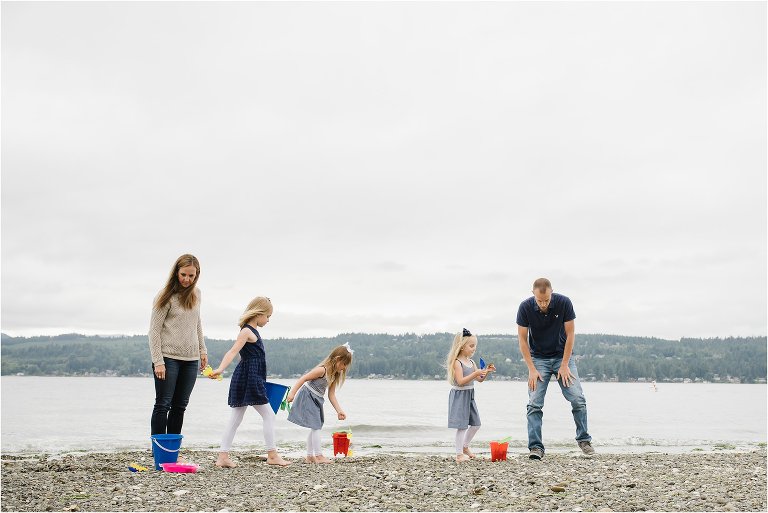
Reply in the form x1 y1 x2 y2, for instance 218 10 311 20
200 355 208 370
487 363 496 372
337 411 346 421
209 369 223 379
286 391 295 403
154 364 166 380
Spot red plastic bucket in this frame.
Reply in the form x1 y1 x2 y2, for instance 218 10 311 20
490 441 508 462
332 432 350 456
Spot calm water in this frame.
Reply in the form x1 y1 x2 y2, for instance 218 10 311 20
1 377 765 456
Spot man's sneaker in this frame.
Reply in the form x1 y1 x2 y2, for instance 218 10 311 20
578 441 595 455
528 448 544 460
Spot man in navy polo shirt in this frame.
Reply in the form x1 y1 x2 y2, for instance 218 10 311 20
517 278 593 460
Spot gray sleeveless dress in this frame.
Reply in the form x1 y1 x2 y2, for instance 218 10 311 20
287 367 328 430
448 359 481 429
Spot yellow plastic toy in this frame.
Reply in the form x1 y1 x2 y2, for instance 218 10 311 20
202 365 222 381
128 462 148 472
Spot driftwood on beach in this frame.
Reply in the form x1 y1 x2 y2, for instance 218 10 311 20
1 449 766 512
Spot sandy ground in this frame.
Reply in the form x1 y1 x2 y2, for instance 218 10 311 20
1 449 766 512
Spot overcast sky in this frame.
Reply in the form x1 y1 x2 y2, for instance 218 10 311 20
2 1 765 341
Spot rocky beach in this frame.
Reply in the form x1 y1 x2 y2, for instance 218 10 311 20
1 449 766 512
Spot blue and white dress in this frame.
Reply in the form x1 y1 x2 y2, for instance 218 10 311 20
227 325 268 408
287 367 328 430
448 359 481 429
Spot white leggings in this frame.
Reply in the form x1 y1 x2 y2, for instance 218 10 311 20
220 404 276 452
455 425 480 454
306 429 323 456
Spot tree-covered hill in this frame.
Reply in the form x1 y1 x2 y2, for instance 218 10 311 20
1 332 765 383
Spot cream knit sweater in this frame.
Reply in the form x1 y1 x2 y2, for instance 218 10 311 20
148 290 207 366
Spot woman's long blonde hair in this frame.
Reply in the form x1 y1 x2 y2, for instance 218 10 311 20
445 330 476 384
239 297 273 328
155 254 200 310
319 345 353 388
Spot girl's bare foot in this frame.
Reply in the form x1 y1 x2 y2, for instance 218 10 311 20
463 447 477 459
266 451 291 467
314 455 333 464
215 452 237 468
305 456 315 463
456 454 471 463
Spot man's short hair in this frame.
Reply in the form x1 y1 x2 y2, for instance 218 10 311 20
532 278 552 293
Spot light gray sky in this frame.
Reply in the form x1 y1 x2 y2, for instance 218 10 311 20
2 1 766 341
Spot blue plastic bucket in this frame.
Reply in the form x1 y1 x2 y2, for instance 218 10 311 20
150 434 183 470
264 382 289 414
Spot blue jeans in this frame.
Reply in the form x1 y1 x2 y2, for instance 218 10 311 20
151 358 199 435
527 357 591 452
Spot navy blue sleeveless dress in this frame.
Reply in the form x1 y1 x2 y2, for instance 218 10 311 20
227 325 269 407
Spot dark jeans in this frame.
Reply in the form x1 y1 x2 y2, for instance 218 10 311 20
151 357 199 435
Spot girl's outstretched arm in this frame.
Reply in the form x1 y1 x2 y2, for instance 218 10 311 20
328 382 346 420
286 366 326 402
209 328 250 378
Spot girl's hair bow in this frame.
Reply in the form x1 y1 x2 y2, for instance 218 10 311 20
342 342 354 354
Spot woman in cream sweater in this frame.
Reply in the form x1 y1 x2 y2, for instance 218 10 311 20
149 254 208 435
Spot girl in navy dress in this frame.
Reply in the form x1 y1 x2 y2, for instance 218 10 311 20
446 328 495 462
208 297 290 467
286 344 353 463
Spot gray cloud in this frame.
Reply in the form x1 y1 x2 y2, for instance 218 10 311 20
373 261 408 273
1 2 765 341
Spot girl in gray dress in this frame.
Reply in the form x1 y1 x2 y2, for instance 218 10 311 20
446 328 495 462
286 343 353 463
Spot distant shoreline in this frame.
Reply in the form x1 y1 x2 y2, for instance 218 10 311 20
4 333 766 383
2 374 765 384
